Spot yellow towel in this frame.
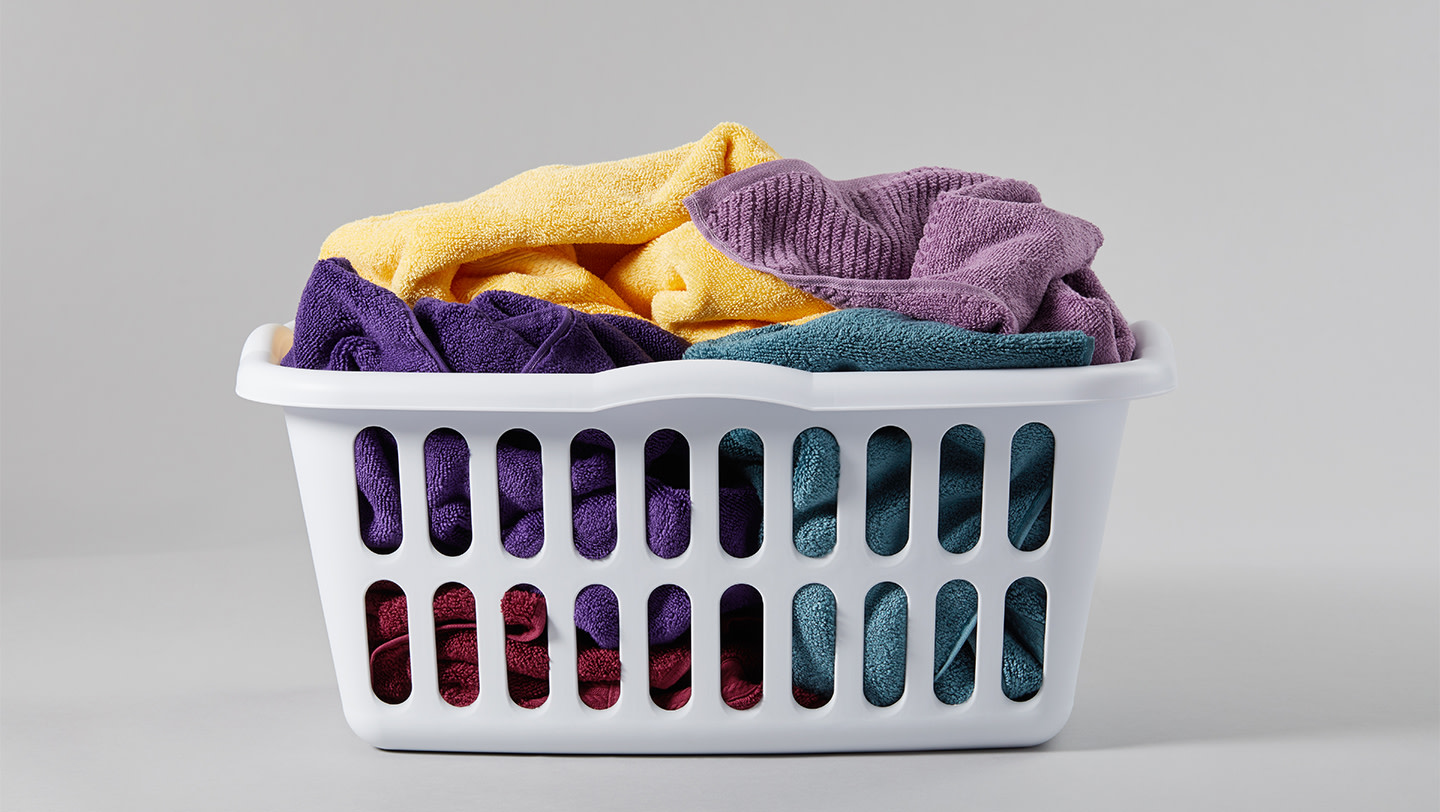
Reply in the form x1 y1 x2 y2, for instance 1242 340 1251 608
317 123 834 342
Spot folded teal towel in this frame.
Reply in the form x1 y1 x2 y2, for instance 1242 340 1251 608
688 309 1078 705
683 308 1094 369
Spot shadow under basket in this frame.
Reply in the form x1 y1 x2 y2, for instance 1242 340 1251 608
236 320 1176 754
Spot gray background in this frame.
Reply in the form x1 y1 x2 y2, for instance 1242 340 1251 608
3 1 1436 809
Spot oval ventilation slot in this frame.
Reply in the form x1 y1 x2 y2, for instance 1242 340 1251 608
355 427 401 554
719 429 764 558
867 426 911 556
575 584 620 709
503 584 548 708
933 580 978 705
1009 423 1055 551
645 430 691 559
793 428 839 558
864 582 908 707
425 429 472 556
433 582 478 707
365 580 410 704
497 430 544 558
720 585 763 710
792 584 836 709
1003 577 1047 702
938 425 984 554
571 429 617 560
649 585 691 709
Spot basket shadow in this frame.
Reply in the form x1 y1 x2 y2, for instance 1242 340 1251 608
1044 567 1440 751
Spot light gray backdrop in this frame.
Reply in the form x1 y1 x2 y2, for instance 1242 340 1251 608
2 1 1436 810
3 1 1436 567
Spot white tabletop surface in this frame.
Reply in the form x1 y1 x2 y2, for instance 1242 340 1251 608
4 537 1434 811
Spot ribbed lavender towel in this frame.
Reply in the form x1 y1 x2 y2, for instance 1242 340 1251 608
684 159 1135 364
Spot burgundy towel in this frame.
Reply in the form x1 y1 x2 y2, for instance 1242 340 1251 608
366 584 763 710
685 159 1134 364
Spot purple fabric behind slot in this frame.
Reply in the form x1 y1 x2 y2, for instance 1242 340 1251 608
282 258 759 646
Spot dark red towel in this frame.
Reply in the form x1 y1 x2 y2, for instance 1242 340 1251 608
365 584 764 709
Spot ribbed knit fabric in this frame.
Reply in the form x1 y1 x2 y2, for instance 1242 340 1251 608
685 159 1134 364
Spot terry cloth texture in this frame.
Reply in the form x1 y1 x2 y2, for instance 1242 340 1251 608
685 158 1134 364
688 312 1068 702
931 578 1046 704
282 257 692 374
864 582 909 706
683 307 1094 370
933 579 981 704
788 548 1048 707
791 583 837 708
365 583 765 710
316 124 834 343
281 259 762 648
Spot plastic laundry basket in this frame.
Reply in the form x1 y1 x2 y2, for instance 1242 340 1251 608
235 320 1176 754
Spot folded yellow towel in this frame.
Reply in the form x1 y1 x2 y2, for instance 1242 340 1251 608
317 123 834 342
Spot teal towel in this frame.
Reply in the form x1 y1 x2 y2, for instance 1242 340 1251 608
688 309 1080 705
1001 578 1048 702
864 582 909 707
791 583 837 702
934 580 981 704
684 308 1094 369
932 578 1047 704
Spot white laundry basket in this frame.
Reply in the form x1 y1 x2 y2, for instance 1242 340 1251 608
235 320 1176 754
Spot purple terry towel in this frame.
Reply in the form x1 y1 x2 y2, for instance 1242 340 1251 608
684 159 1135 364
282 257 450 372
282 257 692 373
281 258 761 646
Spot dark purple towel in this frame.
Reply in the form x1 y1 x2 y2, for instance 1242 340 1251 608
281 258 760 646
684 159 1135 364
282 257 450 372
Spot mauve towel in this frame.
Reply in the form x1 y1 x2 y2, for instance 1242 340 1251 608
684 159 1134 364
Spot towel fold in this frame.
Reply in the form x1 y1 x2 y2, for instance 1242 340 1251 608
316 124 835 342
684 158 1134 363
929 578 1045 705
933 579 980 705
283 257 689 374
282 258 448 373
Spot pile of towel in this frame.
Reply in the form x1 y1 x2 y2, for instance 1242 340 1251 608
283 123 1132 708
